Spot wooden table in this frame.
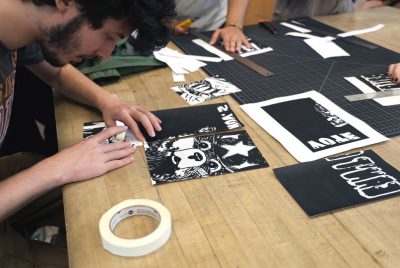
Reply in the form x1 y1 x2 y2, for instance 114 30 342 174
54 7 400 268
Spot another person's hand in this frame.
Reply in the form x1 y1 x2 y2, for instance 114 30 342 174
210 25 250 53
99 94 162 142
39 126 136 184
388 63 400 83
356 0 383 11
171 19 190 35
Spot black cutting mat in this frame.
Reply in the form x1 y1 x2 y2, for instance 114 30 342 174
172 17 400 138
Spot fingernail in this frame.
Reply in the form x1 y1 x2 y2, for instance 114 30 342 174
150 132 156 137
157 126 162 131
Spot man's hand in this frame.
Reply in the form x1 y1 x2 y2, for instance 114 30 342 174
388 63 400 83
99 94 162 142
356 0 383 11
210 26 250 53
40 126 136 184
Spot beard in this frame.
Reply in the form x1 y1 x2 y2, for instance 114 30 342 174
40 15 86 67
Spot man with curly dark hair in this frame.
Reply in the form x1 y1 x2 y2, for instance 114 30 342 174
0 0 175 266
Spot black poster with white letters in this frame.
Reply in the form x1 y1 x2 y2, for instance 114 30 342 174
273 150 400 216
261 98 368 152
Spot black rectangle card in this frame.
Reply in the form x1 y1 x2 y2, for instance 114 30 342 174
273 150 400 216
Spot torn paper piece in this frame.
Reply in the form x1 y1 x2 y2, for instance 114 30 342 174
338 24 384 38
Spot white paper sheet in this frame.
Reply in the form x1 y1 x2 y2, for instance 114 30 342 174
172 71 186 83
241 91 388 162
304 38 350 59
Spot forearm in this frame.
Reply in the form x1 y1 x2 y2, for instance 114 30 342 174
27 61 113 112
226 0 250 29
0 160 63 221
51 64 114 111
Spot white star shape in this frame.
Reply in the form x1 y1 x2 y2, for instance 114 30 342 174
221 141 256 159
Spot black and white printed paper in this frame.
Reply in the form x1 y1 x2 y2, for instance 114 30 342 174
83 103 243 145
241 91 388 162
83 121 141 145
273 150 400 216
171 76 241 105
145 130 268 184
345 73 400 106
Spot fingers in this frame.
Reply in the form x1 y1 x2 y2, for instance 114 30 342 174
174 25 189 35
209 30 221 45
388 63 400 83
102 141 134 153
104 145 136 162
93 126 128 144
210 28 248 53
103 156 135 173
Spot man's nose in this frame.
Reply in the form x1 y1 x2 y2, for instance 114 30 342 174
95 42 115 60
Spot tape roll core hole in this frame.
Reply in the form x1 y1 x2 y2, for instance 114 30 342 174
110 205 161 239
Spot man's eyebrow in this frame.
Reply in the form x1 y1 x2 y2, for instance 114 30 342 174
111 31 126 39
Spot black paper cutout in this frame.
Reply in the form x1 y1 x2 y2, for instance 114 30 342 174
273 150 400 216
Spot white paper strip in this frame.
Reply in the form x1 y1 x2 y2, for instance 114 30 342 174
338 24 384 38
285 32 322 39
281 22 311 33
192 39 233 61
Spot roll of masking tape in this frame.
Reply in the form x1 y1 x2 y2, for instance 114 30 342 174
99 199 171 257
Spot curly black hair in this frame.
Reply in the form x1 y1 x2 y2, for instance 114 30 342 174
32 0 176 55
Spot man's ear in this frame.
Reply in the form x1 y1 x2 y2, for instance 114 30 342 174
54 0 74 13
